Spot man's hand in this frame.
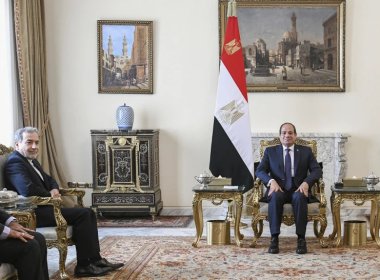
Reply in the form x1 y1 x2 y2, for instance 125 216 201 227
9 220 34 233
296 182 309 197
268 180 283 196
50 188 61 198
8 221 34 242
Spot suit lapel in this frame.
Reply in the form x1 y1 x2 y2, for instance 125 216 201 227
276 145 284 173
294 144 300 175
16 151 46 186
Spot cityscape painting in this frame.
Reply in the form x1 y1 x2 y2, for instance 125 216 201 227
97 20 153 94
219 0 346 92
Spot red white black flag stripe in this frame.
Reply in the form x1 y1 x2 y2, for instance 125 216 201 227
209 1 254 187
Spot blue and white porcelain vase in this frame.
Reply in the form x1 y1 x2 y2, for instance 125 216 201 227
116 103 134 131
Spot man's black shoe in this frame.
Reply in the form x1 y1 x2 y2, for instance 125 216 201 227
74 263 112 277
93 257 124 270
296 238 307 254
268 237 279 254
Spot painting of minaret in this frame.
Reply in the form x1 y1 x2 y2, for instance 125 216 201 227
98 20 153 94
219 1 345 92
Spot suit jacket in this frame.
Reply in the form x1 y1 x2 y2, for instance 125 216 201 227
0 209 11 236
256 144 322 191
4 151 59 197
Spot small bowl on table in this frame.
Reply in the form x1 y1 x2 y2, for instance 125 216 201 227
363 174 379 190
194 175 214 188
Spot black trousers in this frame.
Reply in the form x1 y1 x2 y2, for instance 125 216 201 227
35 206 101 266
0 232 49 280
267 190 308 236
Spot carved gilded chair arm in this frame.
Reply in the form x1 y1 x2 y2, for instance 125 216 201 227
59 188 85 207
67 182 91 188
316 178 327 207
65 182 89 208
252 178 263 205
30 196 62 207
29 196 68 230
8 209 36 229
59 188 85 197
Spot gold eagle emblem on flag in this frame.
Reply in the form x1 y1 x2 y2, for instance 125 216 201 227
224 39 241 55
218 100 245 125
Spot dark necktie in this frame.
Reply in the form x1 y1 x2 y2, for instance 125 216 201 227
30 160 44 181
285 148 292 190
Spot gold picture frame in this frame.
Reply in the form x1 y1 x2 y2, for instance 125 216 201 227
219 0 346 92
97 20 153 94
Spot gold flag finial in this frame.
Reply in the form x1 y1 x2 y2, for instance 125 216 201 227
227 0 237 17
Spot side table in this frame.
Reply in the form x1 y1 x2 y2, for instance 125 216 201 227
329 186 380 247
192 185 250 247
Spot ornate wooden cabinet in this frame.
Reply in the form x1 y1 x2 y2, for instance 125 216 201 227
91 130 162 218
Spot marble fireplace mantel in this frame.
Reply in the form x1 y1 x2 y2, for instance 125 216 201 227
252 133 350 208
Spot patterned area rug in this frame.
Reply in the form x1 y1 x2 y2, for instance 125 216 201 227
51 236 380 279
97 216 193 228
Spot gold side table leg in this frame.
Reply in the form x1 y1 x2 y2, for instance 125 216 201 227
331 196 342 247
370 200 376 240
226 200 247 228
373 199 380 247
328 193 337 240
192 193 203 247
234 194 244 247
226 200 234 223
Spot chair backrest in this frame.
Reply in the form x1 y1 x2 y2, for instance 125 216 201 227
259 137 317 159
0 144 14 190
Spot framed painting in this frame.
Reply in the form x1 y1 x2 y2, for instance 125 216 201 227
219 0 346 92
98 20 153 94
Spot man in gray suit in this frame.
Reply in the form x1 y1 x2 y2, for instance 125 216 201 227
256 122 322 254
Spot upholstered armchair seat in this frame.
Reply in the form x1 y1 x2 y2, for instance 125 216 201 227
36 225 73 240
0 263 17 280
258 201 322 217
249 138 328 248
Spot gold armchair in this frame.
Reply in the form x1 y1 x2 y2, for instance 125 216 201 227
249 138 328 248
0 144 86 280
33 186 85 280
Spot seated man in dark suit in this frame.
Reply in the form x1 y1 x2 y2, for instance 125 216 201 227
4 127 124 277
256 122 322 254
0 208 48 280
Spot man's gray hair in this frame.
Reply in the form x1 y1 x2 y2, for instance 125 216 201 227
14 127 39 143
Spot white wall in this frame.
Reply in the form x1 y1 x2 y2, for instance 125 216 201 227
43 0 380 207
0 0 18 145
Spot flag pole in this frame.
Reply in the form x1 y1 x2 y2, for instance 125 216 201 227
210 0 253 186
224 0 249 229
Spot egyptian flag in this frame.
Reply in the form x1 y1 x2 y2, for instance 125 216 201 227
209 0 254 187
